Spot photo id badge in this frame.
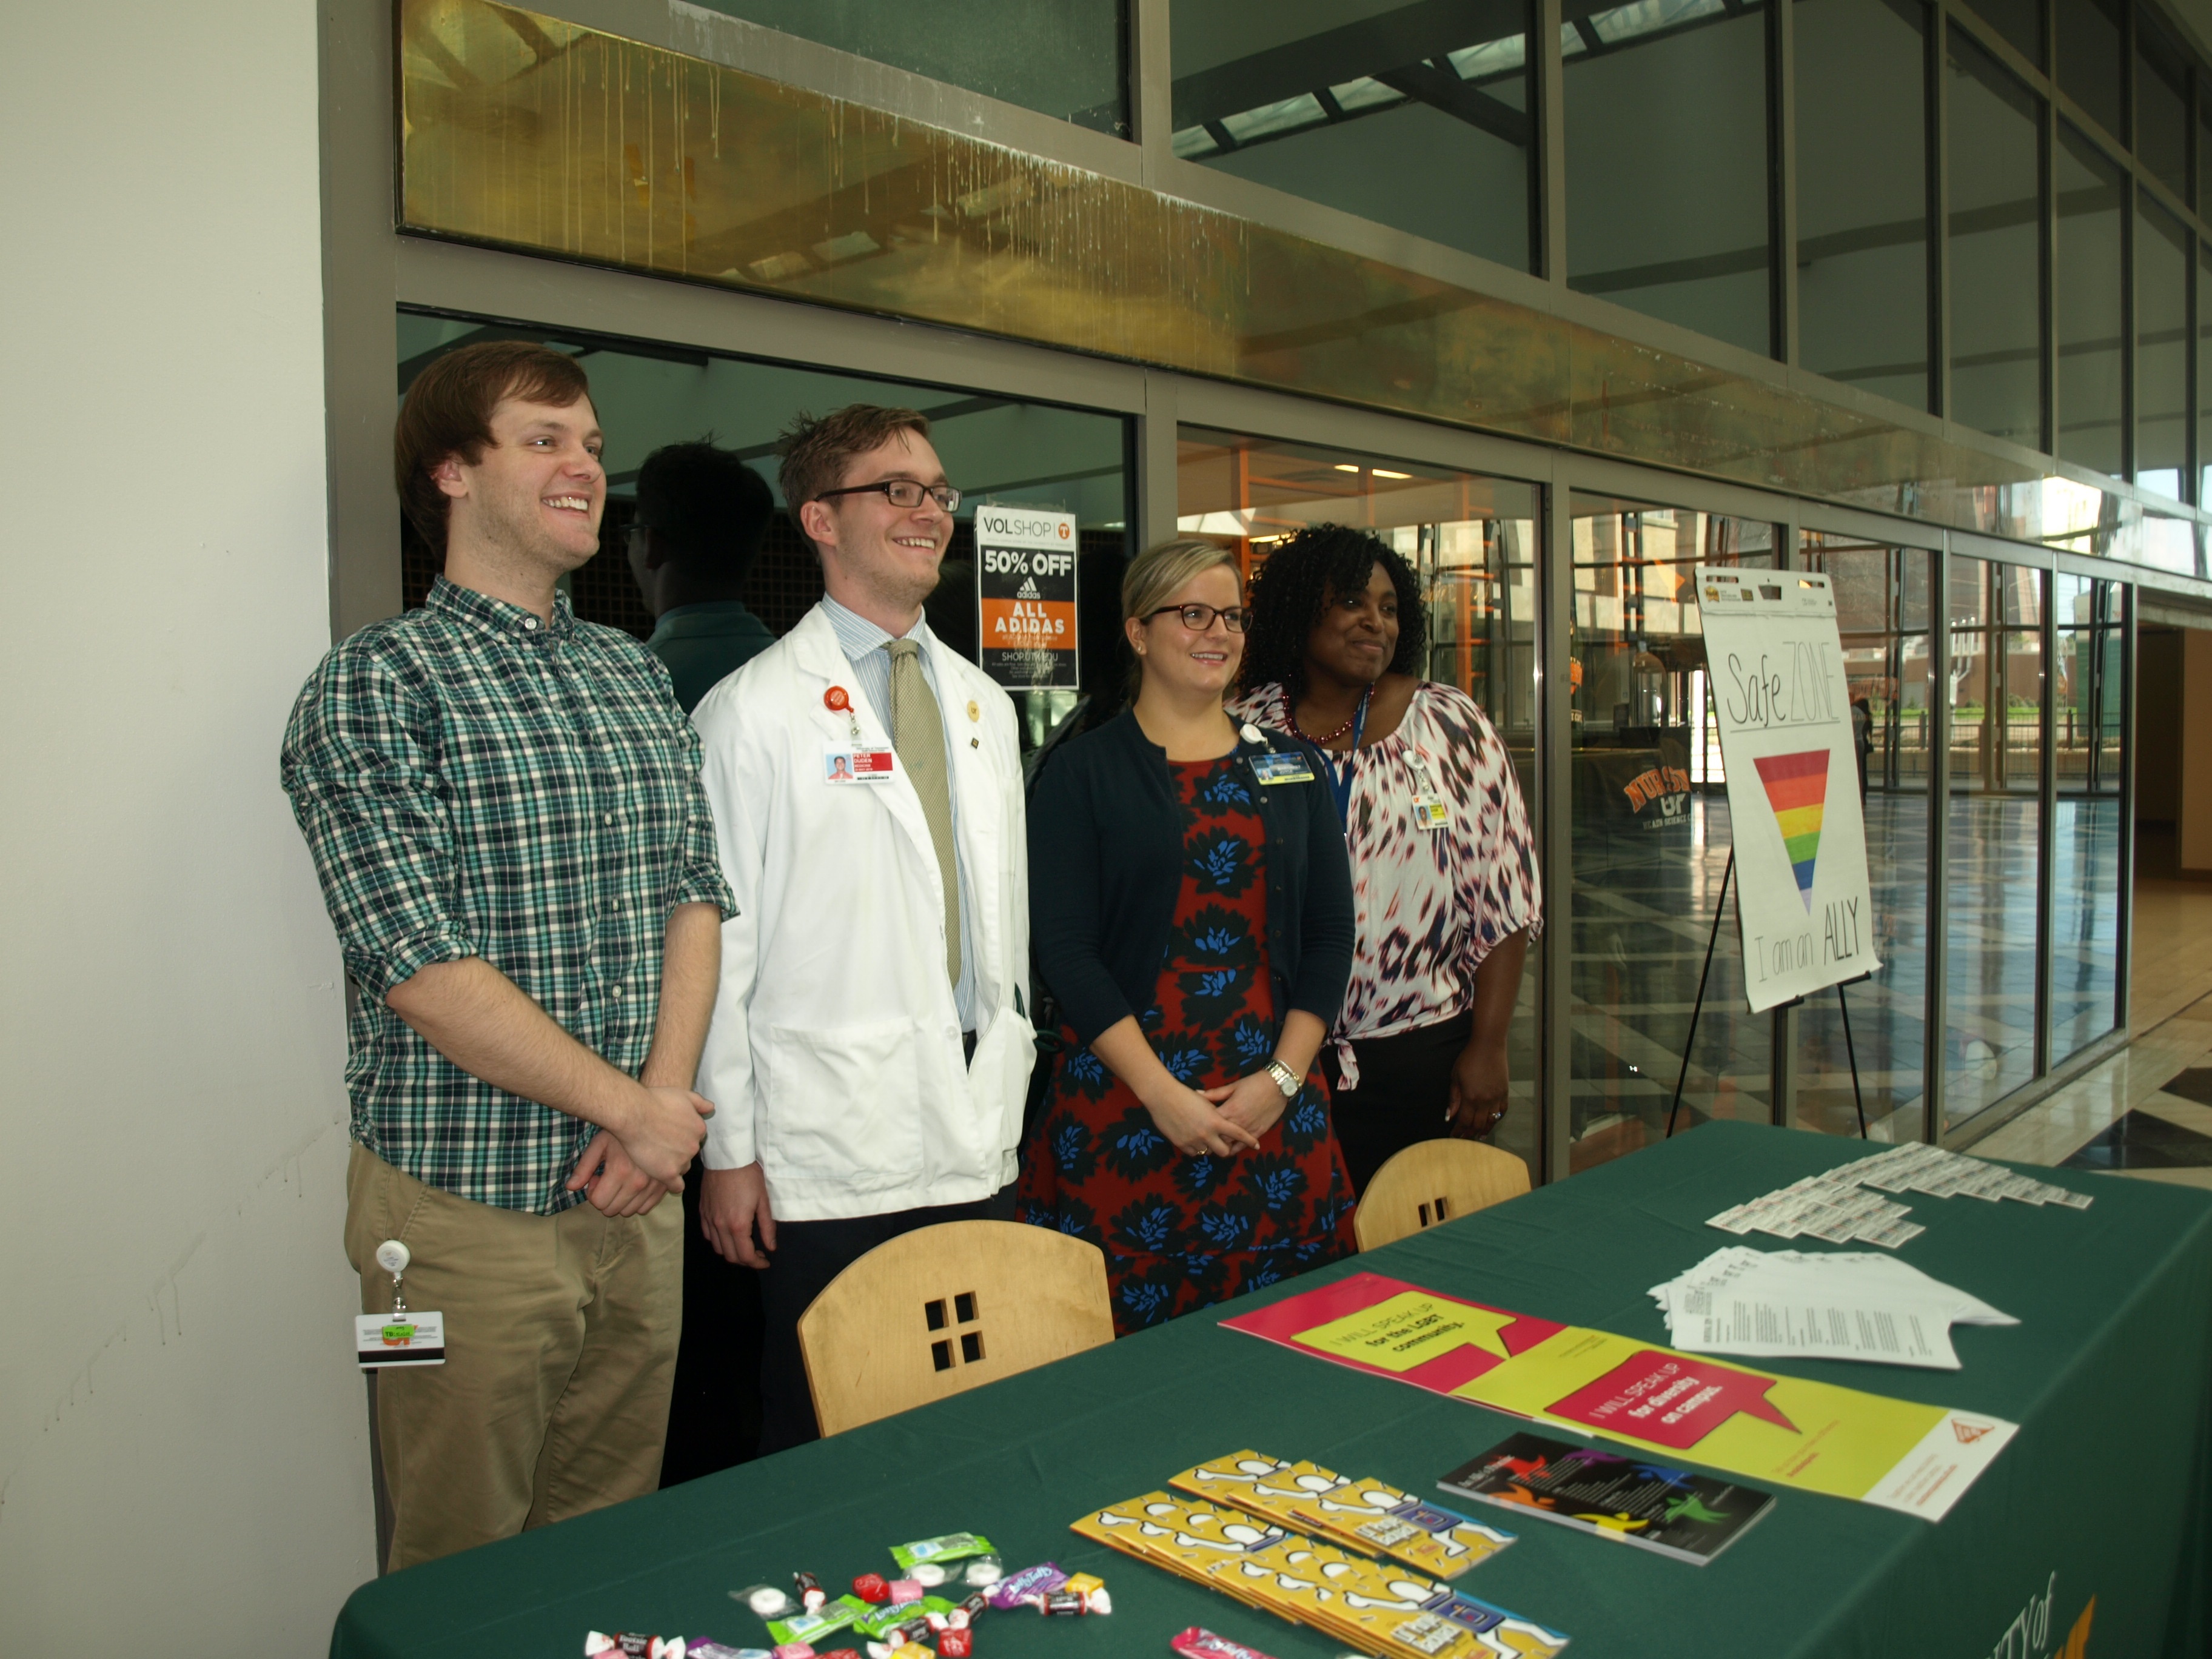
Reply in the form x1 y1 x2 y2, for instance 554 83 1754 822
824 746 896 783
355 1309 446 1367
1248 751 1317 785
1407 755 1450 831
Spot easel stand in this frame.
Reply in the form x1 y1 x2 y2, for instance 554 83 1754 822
1664 848 1869 1140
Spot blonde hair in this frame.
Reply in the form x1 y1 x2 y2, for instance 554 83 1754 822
1121 538 1242 694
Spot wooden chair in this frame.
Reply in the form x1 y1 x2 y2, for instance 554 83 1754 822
1352 1139 1532 1252
797 1219 1116 1438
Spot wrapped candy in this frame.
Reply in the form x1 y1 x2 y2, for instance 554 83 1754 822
585 1634 689 1659
984 1564 1064 1610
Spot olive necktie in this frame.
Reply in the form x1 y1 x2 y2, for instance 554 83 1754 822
886 638 960 987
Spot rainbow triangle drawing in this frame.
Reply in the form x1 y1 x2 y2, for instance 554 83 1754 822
1753 749 1831 911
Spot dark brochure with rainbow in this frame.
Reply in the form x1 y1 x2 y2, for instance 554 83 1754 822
1440 1430 1773 1564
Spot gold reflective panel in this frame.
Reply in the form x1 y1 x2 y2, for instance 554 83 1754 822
401 0 2200 566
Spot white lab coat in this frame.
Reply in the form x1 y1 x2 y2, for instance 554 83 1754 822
689 605 1034 1222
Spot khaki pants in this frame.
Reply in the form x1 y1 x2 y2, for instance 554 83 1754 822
346 1145 682 1572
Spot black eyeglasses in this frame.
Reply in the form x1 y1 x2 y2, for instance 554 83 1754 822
1144 603 1253 634
815 478 962 512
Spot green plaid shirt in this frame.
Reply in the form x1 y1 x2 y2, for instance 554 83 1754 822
281 577 736 1214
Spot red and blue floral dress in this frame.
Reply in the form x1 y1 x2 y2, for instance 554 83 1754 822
1017 754 1357 1335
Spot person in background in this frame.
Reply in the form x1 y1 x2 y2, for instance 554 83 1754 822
691 405 1034 1452
628 438 777 713
630 438 778 1483
1852 694 1874 802
1021 538 1357 1334
282 342 733 1569
1230 523 1539 1195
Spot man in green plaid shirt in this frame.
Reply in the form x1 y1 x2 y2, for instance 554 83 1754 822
283 342 734 1571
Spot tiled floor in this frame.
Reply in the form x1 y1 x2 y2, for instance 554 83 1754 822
1974 862 2212 1193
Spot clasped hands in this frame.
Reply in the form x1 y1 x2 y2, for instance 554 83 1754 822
1144 1067 1289 1160
563 1080 716 1218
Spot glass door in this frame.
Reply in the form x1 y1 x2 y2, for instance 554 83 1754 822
1942 555 2046 1124
1567 495 1778 1172
1799 534 1936 1141
1178 426 1545 1178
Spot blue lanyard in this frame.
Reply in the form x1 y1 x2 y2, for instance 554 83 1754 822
1322 689 1370 826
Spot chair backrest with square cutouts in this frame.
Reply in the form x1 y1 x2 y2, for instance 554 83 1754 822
796 1220 1116 1437
1352 1139 1532 1252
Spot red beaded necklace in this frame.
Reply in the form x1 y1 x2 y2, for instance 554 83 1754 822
1295 684 1372 748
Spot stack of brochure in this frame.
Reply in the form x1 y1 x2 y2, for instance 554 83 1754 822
1650 1246 2018 1370
1706 1142 2090 1247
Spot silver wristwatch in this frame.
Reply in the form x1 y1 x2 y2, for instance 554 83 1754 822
1264 1058 1301 1099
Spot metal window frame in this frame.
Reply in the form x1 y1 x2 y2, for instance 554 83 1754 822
324 0 2184 1190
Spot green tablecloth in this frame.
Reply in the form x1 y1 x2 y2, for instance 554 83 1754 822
331 1122 2212 1658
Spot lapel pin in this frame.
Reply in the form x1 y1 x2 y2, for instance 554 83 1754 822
967 700 980 722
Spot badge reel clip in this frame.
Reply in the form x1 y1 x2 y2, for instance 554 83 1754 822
823 684 896 785
354 1238 447 1369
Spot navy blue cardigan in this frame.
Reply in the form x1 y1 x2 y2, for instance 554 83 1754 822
1028 709 1355 1048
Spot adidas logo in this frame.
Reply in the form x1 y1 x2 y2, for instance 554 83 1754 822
1016 577 1040 598
1952 1419 1992 1444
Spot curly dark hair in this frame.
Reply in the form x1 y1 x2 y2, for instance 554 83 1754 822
1238 523 1426 699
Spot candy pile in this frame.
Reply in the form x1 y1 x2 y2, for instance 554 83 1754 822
715 1531 1107 1659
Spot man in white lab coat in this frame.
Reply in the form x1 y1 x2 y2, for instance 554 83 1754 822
691 404 1035 1450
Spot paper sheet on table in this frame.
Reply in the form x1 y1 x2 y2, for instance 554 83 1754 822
1661 1290 1961 1367
1649 1248 2016 1371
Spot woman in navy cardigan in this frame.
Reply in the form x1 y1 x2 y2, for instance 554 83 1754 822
1019 538 1359 1333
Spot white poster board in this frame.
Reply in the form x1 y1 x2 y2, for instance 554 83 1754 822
1695 567 1880 1013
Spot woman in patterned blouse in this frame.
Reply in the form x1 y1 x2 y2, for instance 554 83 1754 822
1230 523 1541 1194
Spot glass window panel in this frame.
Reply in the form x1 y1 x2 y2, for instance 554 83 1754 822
1176 427 1545 1178
1568 495 1777 1172
1564 1 1772 355
1795 0 1931 409
1171 0 1537 273
2200 92 2212 220
693 1 1127 136
1797 535 1935 1141
2136 197 2190 500
2050 574 2123 1061
1589 0 1728 44
1944 557 2043 1125
2135 21 2190 195
1958 0 2042 66
394 309 1133 749
2055 0 2123 139
1948 35 2045 449
2200 241 2212 504
2056 123 2125 477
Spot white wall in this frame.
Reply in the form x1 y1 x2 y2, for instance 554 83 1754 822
0 4 372 1652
